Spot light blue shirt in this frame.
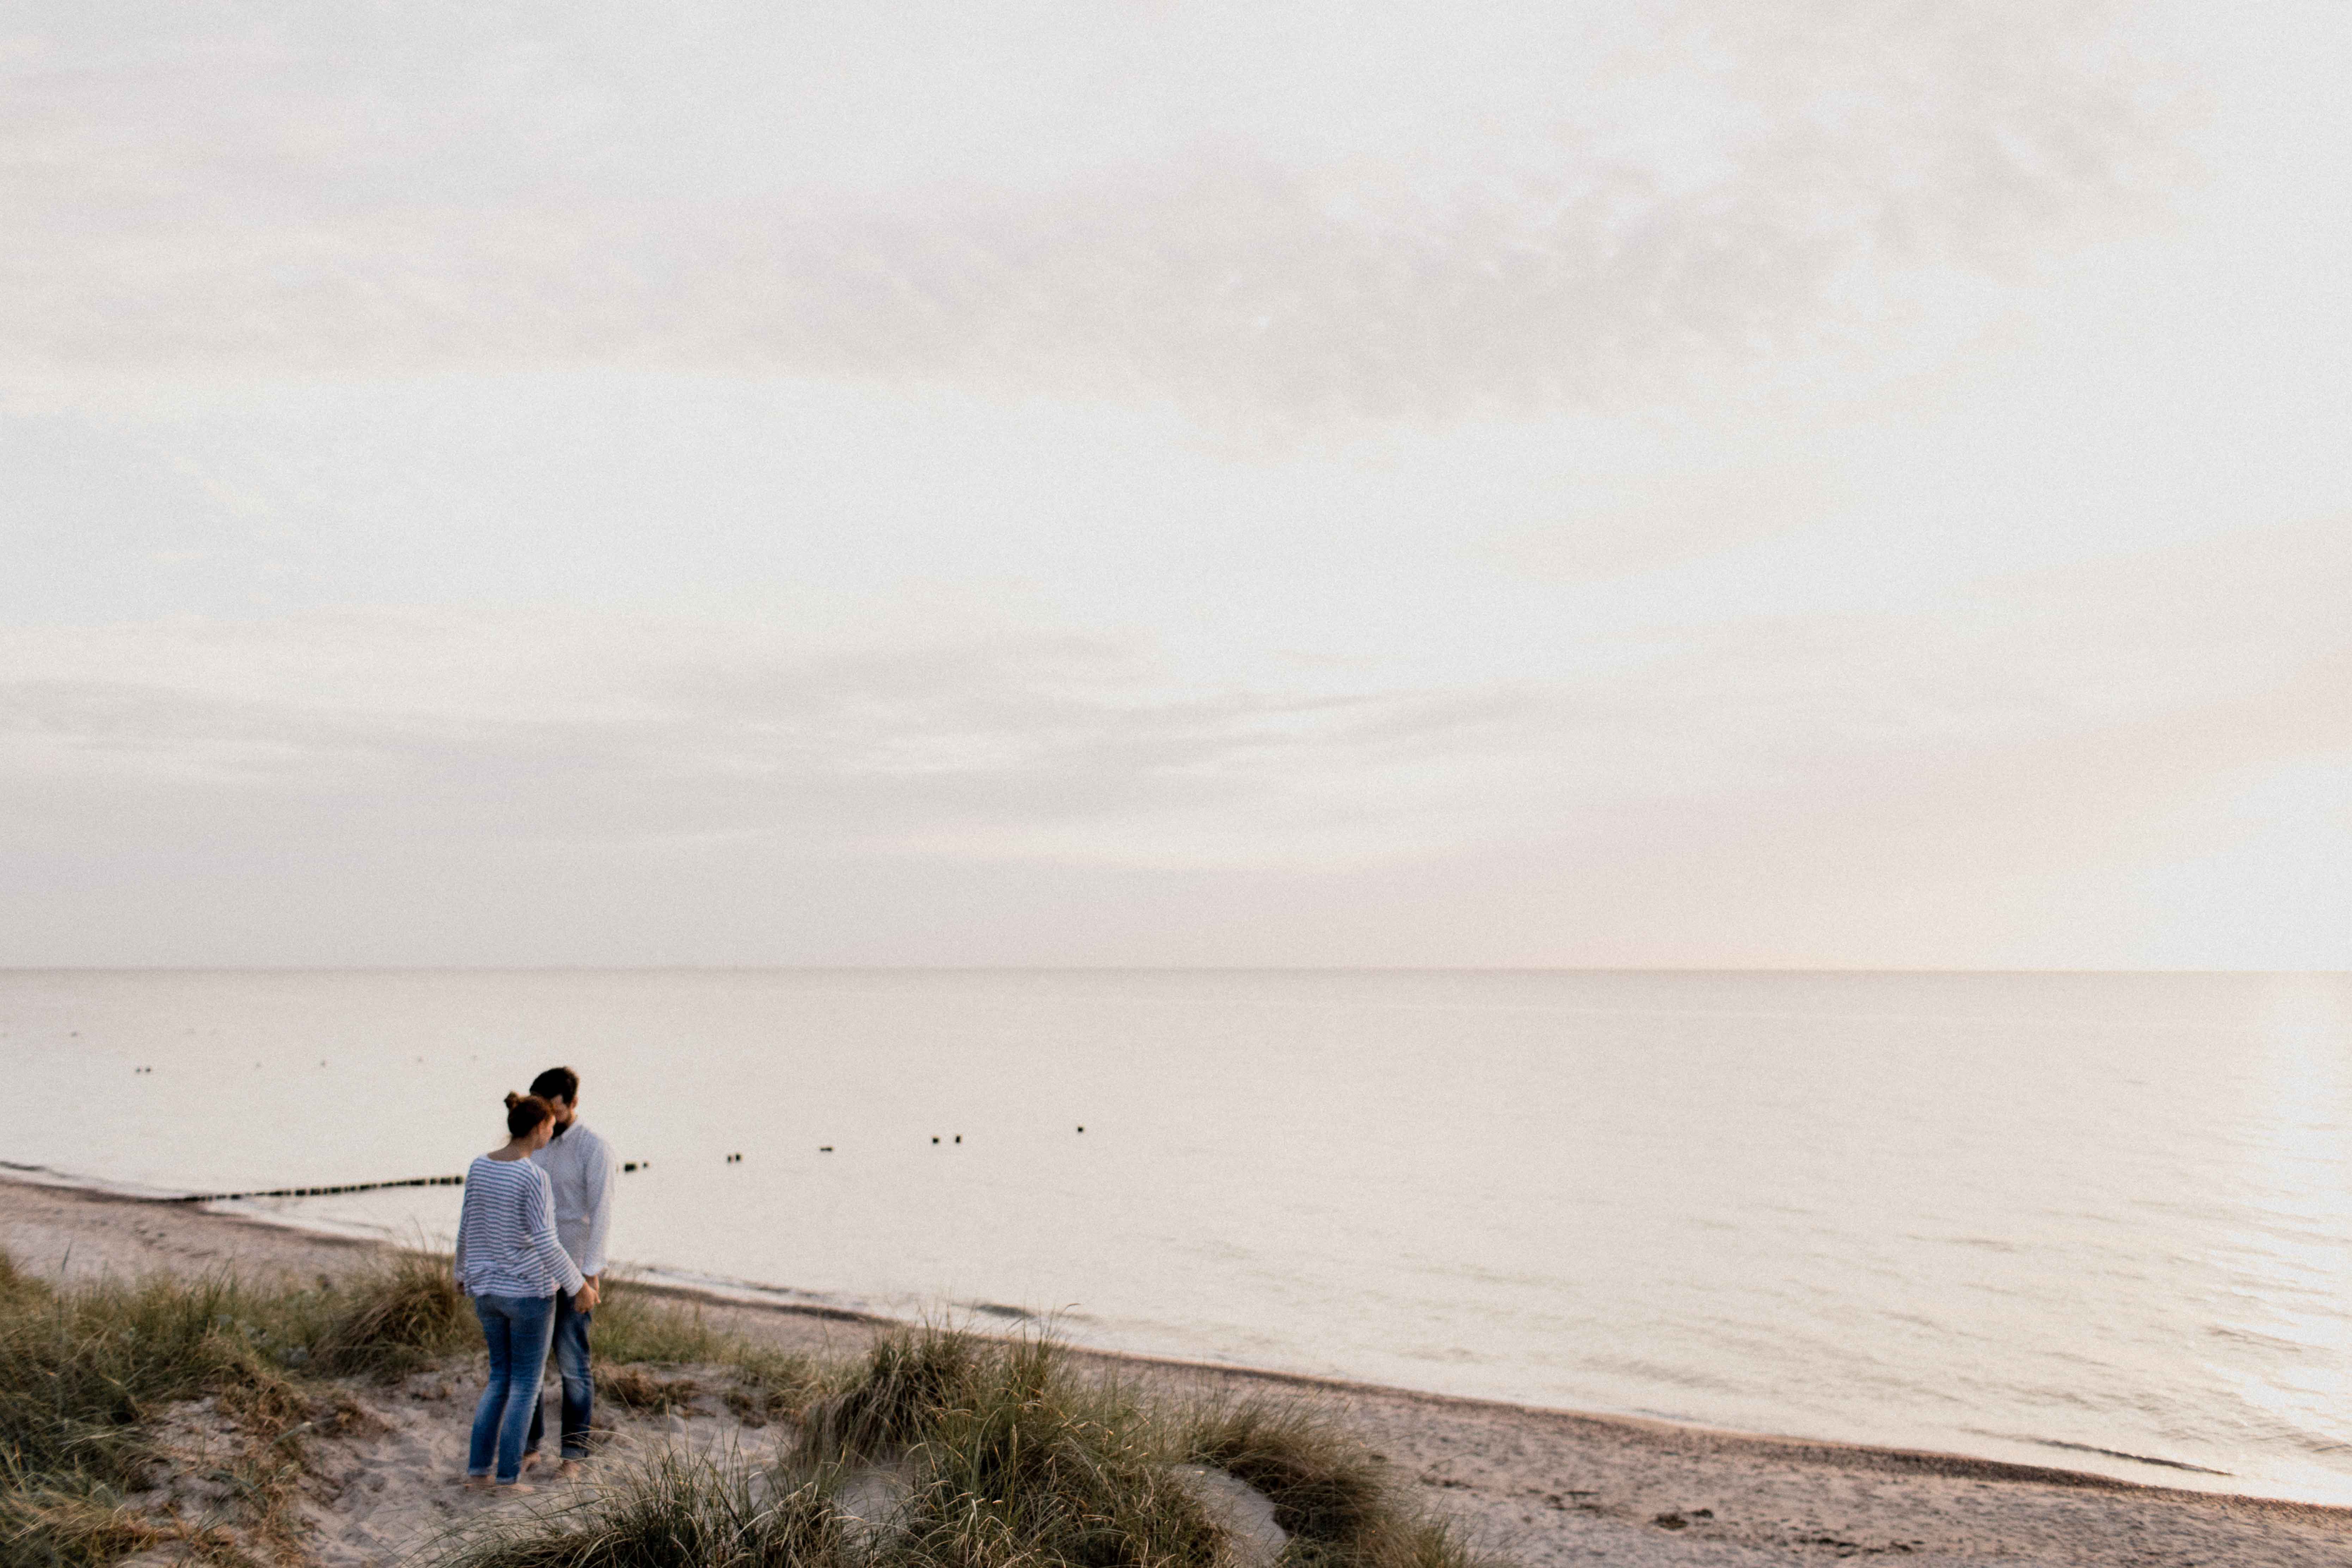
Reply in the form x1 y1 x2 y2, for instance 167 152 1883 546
529 1118 616 1277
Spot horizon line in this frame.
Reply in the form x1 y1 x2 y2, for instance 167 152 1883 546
3 963 2345 978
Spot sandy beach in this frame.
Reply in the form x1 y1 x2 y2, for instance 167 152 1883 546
6 1175 2349 1568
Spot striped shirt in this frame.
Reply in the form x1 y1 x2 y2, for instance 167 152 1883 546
453 1155 586 1300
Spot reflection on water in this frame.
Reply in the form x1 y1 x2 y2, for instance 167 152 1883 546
2206 980 2352 1494
2 969 2350 1502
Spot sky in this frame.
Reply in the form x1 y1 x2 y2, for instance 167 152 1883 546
4 1 2348 970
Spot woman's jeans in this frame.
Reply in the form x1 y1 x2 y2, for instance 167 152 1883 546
469 1293 557 1483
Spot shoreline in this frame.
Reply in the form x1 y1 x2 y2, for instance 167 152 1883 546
5 1166 2352 1542
0 1161 2164 1504
0 1163 2336 1520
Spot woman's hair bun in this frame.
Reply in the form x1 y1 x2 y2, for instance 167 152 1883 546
502 1092 554 1137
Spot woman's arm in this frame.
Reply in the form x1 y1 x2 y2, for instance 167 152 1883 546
452 1184 469 1291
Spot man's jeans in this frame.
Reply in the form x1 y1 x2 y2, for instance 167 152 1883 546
468 1294 556 1484
525 1289 594 1460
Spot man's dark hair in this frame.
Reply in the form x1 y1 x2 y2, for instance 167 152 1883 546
529 1066 580 1104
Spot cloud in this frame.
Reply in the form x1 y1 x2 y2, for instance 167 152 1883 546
1 2 2186 427
0 610 1533 867
1490 462 1841 581
4 514 2340 895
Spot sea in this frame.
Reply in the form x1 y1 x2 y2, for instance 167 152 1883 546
4 968 2350 1504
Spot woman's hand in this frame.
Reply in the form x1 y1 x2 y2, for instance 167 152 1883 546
575 1278 601 1312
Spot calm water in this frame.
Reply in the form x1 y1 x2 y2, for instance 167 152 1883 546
4 969 2350 1502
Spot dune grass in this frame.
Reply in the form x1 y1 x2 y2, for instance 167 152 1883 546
310 1248 475 1379
1183 1399 1475 1568
2 1251 1493 1568
426 1453 856 1568
589 1288 825 1427
440 1324 1492 1568
904 1404 1214 1565
0 1247 335 1567
0 1243 499 1566
799 1323 985 1462
845 1329 1224 1568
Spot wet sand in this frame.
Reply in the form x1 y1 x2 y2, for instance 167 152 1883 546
6 1175 2350 1567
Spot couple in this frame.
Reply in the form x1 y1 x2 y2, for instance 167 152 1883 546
451 1066 615 1490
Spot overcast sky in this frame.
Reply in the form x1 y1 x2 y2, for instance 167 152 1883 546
5 1 2348 969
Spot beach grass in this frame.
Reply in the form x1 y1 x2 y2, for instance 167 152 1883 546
1184 1399 1477 1568
312 1247 475 1379
426 1452 858 1568
836 1328 1225 1568
799 1322 986 1462
0 1247 337 1566
441 1324 1490 1568
1 1251 1492 1568
589 1288 826 1426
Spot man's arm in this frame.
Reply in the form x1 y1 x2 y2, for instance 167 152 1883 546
578 1131 615 1282
526 1170 587 1298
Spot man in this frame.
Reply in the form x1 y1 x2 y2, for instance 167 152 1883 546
521 1065 613 1475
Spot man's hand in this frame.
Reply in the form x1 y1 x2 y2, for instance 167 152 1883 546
576 1277 601 1312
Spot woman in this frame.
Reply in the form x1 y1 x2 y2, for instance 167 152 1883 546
453 1092 592 1490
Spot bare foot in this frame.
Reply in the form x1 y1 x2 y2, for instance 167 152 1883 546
498 1482 538 1494
461 1475 493 1491
556 1459 583 1480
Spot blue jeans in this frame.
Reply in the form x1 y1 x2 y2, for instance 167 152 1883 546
469 1294 557 1483
525 1289 594 1459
